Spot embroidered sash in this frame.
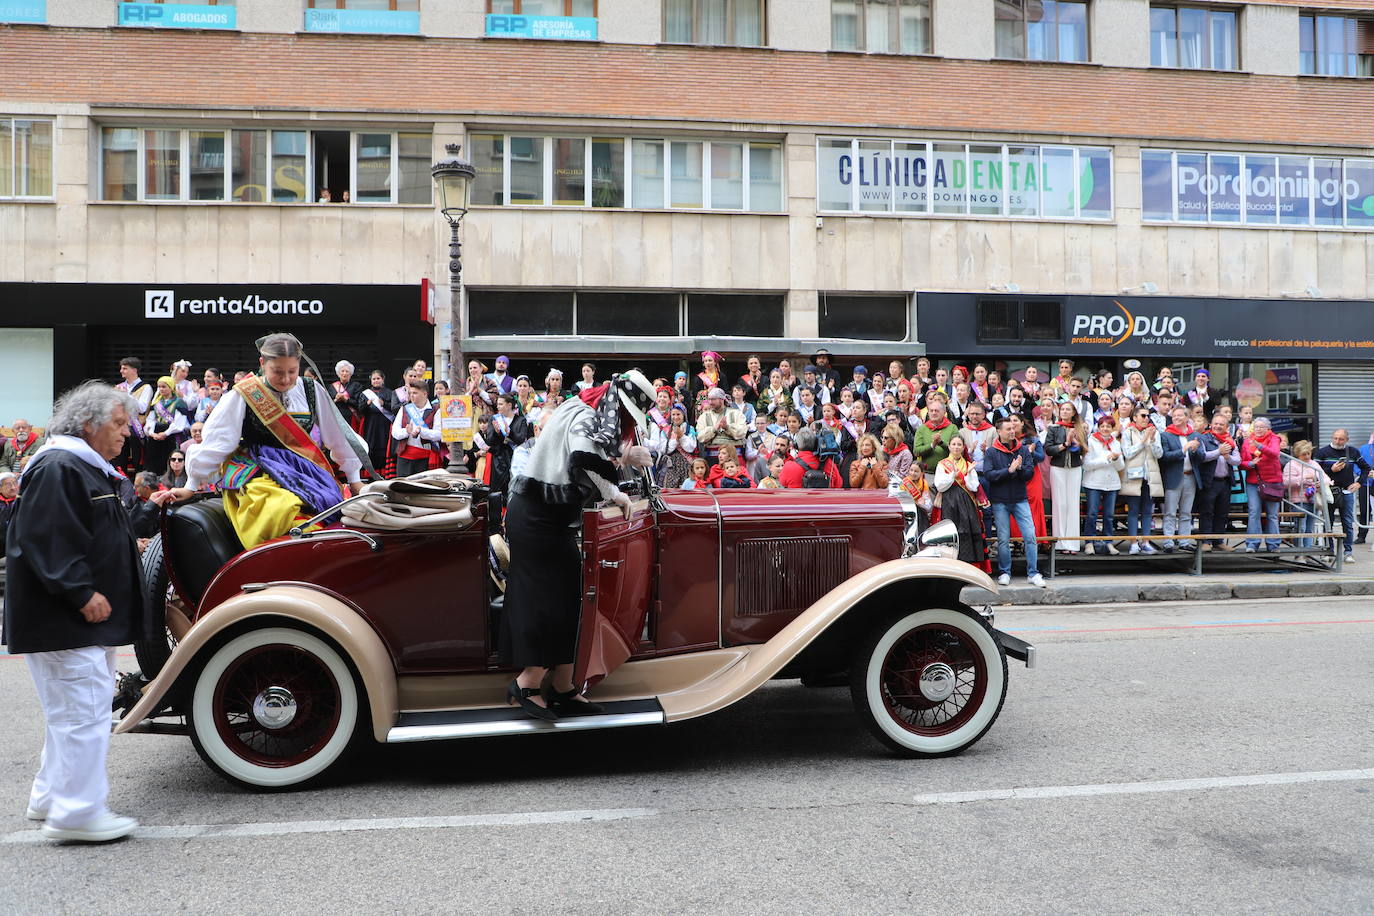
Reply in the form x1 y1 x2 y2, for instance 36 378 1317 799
234 375 336 480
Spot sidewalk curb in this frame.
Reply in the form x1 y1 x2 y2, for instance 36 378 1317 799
961 576 1374 607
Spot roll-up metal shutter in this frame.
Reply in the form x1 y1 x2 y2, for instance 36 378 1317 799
1318 362 1374 444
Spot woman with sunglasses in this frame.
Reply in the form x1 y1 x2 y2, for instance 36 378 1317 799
159 451 188 490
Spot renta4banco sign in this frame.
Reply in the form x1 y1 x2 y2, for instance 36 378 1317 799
145 289 324 319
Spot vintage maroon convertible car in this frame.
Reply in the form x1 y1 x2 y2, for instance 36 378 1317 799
118 469 1034 790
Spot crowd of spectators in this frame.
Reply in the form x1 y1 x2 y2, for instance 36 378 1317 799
4 349 1371 582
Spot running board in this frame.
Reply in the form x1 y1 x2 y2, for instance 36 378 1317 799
386 698 666 743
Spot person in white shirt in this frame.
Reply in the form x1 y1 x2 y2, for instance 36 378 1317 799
195 379 225 423
391 383 443 477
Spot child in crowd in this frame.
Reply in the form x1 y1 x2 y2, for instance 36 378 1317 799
681 458 710 490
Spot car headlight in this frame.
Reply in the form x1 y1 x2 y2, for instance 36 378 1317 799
914 519 960 560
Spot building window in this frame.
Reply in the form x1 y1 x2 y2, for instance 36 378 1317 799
467 290 784 337
470 133 784 211
663 0 765 47
1150 5 1238 70
1300 13 1374 77
817 137 1112 220
1141 148 1374 229
489 0 595 12
832 0 931 54
995 0 1088 62
98 126 430 204
0 118 53 199
977 298 1062 343
819 295 908 340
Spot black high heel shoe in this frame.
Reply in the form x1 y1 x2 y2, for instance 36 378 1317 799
545 686 603 717
507 680 558 721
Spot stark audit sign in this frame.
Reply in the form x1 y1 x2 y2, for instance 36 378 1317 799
144 289 324 319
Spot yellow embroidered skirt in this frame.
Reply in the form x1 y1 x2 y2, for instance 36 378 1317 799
223 472 316 549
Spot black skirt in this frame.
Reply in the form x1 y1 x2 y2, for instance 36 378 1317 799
941 484 987 565
500 491 584 669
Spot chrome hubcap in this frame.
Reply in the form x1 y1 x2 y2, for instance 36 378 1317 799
251 686 298 729
918 663 957 703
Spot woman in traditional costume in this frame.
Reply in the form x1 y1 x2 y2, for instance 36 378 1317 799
934 435 989 571
164 333 364 549
501 370 657 720
357 369 400 477
330 360 365 434
143 376 188 474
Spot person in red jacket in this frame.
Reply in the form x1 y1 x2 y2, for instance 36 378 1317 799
780 428 842 489
1240 416 1283 552
707 445 754 489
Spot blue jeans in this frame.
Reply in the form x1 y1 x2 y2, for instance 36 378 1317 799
1333 489 1357 554
1294 507 1315 549
1124 477 1152 538
991 500 1039 578
1244 482 1281 550
1084 488 1117 554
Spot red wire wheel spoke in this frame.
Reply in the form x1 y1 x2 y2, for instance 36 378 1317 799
211 644 343 768
879 623 987 737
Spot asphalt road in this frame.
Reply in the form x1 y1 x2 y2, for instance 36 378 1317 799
1 596 1372 915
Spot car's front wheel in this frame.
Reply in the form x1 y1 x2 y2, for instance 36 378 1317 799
850 607 1007 757
188 627 364 790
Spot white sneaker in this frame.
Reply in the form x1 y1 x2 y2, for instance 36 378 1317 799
1027 573 1048 588
1345 553 1355 563
40 812 138 843
1128 543 1141 555
996 573 1011 587
1141 543 1157 555
25 806 46 821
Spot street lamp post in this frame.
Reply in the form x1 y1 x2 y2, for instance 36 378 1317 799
431 143 476 474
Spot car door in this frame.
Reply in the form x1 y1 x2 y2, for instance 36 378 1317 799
573 500 656 691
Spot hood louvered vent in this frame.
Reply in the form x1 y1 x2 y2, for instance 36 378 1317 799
736 537 850 617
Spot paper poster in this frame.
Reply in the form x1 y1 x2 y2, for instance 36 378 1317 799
439 395 474 445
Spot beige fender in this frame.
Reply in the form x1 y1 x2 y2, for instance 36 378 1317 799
657 556 996 722
114 585 399 743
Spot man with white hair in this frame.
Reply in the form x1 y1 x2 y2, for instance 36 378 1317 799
695 387 748 466
4 381 152 842
1 418 45 473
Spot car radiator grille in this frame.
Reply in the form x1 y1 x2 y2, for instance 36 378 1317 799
736 537 850 617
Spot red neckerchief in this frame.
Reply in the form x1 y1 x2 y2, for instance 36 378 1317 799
1092 431 1116 447
992 436 1021 455
925 417 952 432
1057 420 1077 428
10 435 36 456
887 442 909 455
1166 423 1192 436
1211 429 1234 449
1131 422 1152 432
965 420 992 432
1251 429 1274 445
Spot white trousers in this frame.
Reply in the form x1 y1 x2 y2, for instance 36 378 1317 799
1049 464 1083 552
25 646 117 829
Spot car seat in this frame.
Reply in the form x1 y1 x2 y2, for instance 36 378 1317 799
164 497 243 607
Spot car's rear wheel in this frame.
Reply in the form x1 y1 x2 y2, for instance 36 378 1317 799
188 627 363 790
850 607 1007 757
134 533 178 679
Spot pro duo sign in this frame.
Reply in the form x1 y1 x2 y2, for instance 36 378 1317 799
1070 301 1187 348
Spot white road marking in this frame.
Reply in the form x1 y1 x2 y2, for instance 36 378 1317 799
913 768 1374 806
3 807 658 845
